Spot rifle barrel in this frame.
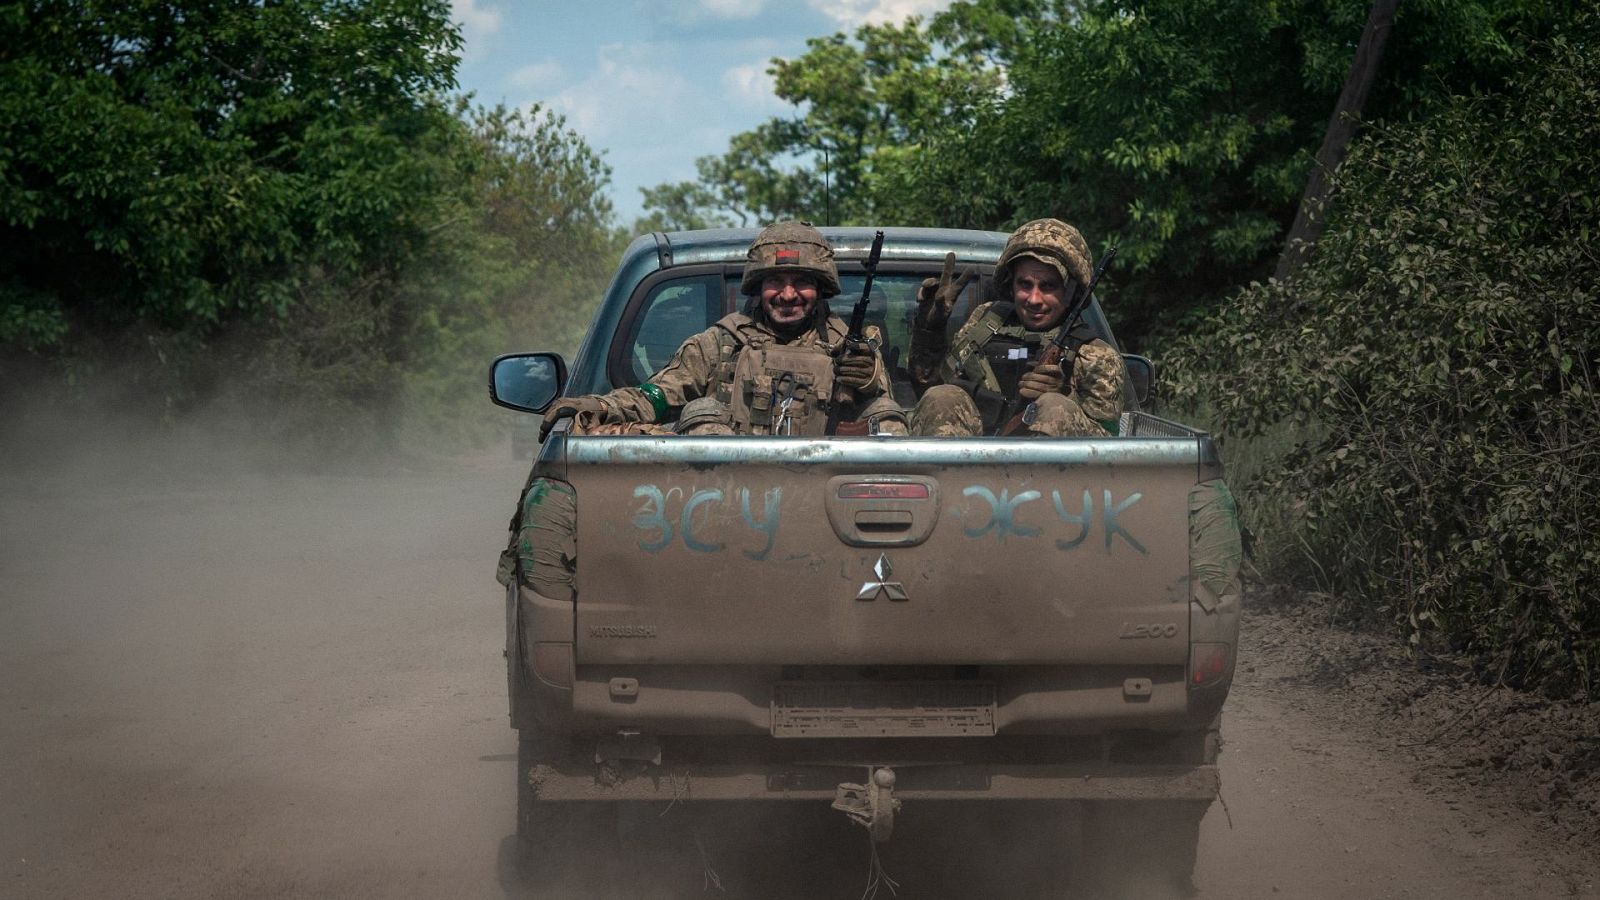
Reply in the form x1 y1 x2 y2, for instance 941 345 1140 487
849 230 886 338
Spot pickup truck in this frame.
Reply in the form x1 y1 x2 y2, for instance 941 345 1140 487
489 227 1243 895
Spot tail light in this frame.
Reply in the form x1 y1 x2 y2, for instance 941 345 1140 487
1189 642 1230 688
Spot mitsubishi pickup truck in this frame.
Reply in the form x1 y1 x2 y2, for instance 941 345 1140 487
488 227 1243 895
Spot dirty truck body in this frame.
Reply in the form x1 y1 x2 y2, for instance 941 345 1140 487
496 228 1241 868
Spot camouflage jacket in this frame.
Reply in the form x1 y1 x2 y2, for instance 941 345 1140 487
909 301 1125 426
597 309 890 426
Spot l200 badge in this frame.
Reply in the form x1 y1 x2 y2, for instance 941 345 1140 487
856 554 909 602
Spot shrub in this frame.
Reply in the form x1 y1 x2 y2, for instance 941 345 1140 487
1165 17 1600 697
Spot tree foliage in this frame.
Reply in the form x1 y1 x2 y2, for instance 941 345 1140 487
639 15 1002 228
0 0 463 343
644 0 1578 339
1164 17 1600 697
0 1 617 447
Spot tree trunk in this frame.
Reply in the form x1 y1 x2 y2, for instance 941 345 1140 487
1275 0 1401 281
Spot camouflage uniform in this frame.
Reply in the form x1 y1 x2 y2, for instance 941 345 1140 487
908 219 1125 437
589 310 900 435
571 222 904 436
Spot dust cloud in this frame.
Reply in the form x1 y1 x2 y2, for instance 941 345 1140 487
1 388 525 898
0 389 1183 899
5 389 1588 898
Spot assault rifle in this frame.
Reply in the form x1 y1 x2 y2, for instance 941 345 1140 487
825 229 886 436
996 246 1117 437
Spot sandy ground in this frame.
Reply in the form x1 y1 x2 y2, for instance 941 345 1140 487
2 443 1595 899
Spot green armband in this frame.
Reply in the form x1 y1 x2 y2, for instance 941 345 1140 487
638 382 670 423
1098 418 1121 436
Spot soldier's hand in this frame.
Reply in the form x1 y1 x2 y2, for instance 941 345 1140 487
915 252 976 332
1017 364 1065 401
835 346 878 391
540 396 605 439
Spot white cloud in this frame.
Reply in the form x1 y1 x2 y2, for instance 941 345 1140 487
451 0 503 60
510 60 564 91
721 62 786 112
699 0 766 19
547 44 693 141
806 0 955 28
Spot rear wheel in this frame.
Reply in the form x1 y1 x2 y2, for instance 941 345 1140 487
1074 718 1221 897
1076 798 1210 898
513 729 617 891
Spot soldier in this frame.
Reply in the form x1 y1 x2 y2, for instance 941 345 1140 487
906 218 1125 437
540 221 905 438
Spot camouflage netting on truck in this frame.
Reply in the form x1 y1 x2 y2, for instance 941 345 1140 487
1189 480 1243 612
493 423 669 593
498 478 577 601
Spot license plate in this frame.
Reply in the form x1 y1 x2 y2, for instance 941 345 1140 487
772 682 996 738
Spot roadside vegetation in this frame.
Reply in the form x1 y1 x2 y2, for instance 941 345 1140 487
0 0 618 451
2 1 1593 694
1165 19 1599 698
634 0 1578 338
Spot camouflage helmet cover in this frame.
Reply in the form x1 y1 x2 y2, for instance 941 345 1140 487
995 218 1093 293
740 221 841 298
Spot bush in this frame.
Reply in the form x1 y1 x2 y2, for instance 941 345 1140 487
1165 17 1600 697
0 5 618 453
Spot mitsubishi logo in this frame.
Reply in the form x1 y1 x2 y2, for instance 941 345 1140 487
856 554 910 602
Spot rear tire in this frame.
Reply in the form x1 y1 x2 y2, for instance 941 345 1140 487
513 729 617 890
1074 717 1221 897
1076 799 1210 898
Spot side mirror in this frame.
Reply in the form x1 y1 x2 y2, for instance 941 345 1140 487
489 352 567 413
1122 354 1154 408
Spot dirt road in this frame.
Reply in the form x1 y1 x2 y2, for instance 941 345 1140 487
2 447 1594 898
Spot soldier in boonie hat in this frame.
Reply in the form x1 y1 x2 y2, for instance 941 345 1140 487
905 218 1126 437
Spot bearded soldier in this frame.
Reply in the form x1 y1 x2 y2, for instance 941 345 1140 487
540 221 905 438
906 218 1126 437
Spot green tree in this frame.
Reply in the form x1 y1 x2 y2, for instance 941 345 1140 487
913 0 1574 336
1164 16 1600 696
634 179 732 233
0 2 620 450
644 0 1577 339
0 0 464 351
640 16 1000 228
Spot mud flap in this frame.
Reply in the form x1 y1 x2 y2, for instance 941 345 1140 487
832 767 901 842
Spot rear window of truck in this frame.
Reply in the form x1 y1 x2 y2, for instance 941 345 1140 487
609 270 985 393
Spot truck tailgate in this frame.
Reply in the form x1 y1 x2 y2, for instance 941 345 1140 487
566 436 1200 666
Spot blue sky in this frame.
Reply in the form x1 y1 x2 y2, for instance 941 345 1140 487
449 0 956 225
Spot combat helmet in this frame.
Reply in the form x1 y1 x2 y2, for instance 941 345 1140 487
740 221 841 298
995 218 1092 293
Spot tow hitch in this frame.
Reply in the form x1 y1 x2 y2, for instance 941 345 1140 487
833 767 901 842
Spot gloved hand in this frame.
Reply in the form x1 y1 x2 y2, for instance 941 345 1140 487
914 251 977 332
1017 363 1065 401
835 345 878 391
540 396 606 439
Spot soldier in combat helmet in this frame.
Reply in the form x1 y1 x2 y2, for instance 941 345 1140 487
540 221 906 438
905 218 1126 437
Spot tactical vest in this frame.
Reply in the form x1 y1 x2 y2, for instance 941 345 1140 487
709 314 841 436
937 301 1098 432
